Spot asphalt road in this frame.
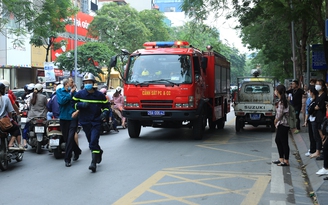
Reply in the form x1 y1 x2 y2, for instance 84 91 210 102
0 111 314 205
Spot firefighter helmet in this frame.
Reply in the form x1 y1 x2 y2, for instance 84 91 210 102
83 73 96 82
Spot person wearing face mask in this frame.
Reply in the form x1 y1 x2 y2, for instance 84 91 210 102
56 77 81 167
286 80 305 134
72 73 109 172
312 79 328 160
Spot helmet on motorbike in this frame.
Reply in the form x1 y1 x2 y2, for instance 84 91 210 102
0 79 10 87
0 83 5 95
27 83 35 91
34 83 43 92
100 88 107 94
83 73 96 82
116 86 122 92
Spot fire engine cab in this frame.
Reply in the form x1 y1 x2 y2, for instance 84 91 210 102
115 41 231 140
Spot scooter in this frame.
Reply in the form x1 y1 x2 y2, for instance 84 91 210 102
47 119 65 159
27 117 48 154
112 108 127 128
0 130 24 171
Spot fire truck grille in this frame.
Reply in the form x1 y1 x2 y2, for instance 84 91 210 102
140 100 173 109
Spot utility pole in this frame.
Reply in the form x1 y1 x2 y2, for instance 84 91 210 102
74 0 78 84
290 0 296 80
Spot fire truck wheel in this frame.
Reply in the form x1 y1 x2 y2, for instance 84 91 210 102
217 118 225 129
208 118 216 130
235 117 241 132
193 109 205 140
128 120 141 138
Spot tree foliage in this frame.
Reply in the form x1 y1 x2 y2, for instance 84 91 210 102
55 42 112 79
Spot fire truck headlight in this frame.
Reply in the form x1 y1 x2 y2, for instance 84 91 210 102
125 103 139 108
182 103 189 108
175 103 182 108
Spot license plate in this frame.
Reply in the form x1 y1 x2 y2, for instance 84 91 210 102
35 126 44 133
49 139 59 146
250 113 261 120
21 118 27 123
147 111 165 116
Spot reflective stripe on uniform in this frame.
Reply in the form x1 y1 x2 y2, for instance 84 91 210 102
72 96 108 104
92 150 100 154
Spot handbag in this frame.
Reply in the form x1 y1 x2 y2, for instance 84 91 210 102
0 97 13 131
0 117 13 131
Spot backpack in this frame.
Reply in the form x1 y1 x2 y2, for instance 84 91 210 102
286 101 297 129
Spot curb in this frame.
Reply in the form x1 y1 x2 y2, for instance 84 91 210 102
293 132 328 205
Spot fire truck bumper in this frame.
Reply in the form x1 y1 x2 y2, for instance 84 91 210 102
123 110 198 121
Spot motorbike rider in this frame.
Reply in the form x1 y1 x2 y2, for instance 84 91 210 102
72 73 109 172
100 88 118 132
112 86 126 128
23 84 48 147
0 83 25 150
57 78 81 167
0 79 19 115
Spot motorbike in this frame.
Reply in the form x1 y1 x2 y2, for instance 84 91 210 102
0 128 24 171
47 119 65 159
27 117 48 154
112 108 127 129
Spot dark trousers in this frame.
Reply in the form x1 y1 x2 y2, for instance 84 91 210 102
82 122 101 151
295 110 301 130
307 120 316 153
323 137 328 169
311 121 322 151
275 124 290 160
60 119 81 163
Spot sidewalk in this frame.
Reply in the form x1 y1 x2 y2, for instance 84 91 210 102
293 127 328 205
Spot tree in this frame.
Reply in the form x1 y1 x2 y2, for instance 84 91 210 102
55 42 112 79
88 3 151 55
28 0 77 62
138 9 171 41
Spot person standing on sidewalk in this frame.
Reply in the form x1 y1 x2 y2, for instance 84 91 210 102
312 80 327 160
316 104 328 175
72 73 109 172
286 80 305 134
57 78 81 167
303 88 316 157
273 85 290 166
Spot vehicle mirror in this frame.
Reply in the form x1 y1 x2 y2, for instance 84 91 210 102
201 57 208 71
110 55 118 68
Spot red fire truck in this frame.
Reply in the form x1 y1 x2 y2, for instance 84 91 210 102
115 41 230 140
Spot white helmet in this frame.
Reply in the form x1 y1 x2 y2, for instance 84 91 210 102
116 86 122 92
0 79 10 87
83 73 96 82
27 83 35 91
34 83 43 91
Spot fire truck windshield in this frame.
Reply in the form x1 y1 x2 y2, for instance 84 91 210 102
126 54 192 85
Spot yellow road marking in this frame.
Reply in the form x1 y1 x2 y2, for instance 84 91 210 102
241 176 271 205
113 171 166 205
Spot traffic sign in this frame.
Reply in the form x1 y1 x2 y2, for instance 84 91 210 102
312 44 327 70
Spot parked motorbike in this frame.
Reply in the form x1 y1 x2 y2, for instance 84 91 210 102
47 119 65 159
0 130 24 171
27 117 48 154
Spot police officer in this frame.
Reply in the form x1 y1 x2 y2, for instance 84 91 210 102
72 73 109 172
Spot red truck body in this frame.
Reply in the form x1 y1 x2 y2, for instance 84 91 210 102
122 41 230 139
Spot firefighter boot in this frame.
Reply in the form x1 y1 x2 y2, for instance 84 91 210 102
89 153 97 172
97 149 103 164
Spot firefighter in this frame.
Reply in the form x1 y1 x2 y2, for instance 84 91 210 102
72 73 109 172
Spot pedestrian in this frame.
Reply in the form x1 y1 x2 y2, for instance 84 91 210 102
46 85 60 120
272 84 290 166
307 87 322 159
312 79 327 160
286 79 305 134
316 104 328 175
72 73 109 172
57 78 81 167
303 88 316 157
301 84 308 125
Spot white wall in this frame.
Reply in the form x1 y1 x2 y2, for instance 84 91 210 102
125 0 151 11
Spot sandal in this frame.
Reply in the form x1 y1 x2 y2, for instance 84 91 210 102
272 160 281 164
277 162 289 166
310 154 320 158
